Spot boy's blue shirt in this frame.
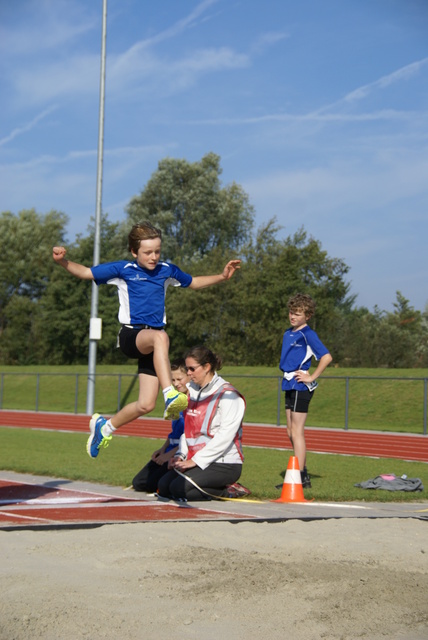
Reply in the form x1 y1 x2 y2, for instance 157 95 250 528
91 259 192 326
166 413 185 452
279 324 329 391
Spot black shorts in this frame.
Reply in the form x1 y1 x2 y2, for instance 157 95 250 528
285 389 314 414
118 326 159 376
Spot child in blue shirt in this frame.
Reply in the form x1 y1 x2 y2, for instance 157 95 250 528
279 293 332 488
132 360 189 493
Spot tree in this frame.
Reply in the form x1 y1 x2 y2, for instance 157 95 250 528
165 246 245 362
6 159 427 369
164 221 353 366
38 215 127 364
126 153 254 263
234 223 353 365
420 303 428 367
330 292 428 368
376 292 423 368
0 209 68 363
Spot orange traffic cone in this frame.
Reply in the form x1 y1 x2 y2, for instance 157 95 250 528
272 456 309 503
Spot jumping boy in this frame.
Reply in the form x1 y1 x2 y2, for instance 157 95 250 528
279 293 332 488
52 221 240 459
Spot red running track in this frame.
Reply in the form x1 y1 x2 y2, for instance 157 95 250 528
1 410 427 462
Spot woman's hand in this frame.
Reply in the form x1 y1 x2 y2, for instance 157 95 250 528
173 458 197 471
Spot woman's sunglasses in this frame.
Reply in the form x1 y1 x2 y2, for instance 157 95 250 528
186 364 203 373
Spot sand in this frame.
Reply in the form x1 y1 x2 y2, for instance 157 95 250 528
1 517 428 640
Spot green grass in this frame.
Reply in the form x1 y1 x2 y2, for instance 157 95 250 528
1 365 428 433
1 426 426 502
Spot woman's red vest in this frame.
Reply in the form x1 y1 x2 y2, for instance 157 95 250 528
185 383 244 461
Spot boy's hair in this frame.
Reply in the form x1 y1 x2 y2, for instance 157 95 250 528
128 221 162 254
171 358 187 374
287 293 316 318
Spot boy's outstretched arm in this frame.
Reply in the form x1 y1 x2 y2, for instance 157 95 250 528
52 246 94 280
189 259 241 290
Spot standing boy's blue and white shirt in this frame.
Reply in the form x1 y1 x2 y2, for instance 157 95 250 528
280 324 330 392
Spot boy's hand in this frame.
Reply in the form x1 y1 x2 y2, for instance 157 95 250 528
51 248 94 280
222 259 241 280
154 452 169 465
189 259 241 289
294 370 313 384
53 246 67 262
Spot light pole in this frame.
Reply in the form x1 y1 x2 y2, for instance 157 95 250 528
86 0 107 415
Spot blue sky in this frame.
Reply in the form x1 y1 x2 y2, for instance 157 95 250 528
1 0 427 312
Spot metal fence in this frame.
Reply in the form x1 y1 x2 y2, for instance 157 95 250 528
0 371 427 434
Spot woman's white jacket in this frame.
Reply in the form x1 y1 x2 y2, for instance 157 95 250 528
176 373 245 470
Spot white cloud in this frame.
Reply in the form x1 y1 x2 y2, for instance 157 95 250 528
107 45 249 99
245 148 428 226
12 54 100 106
10 35 248 107
346 58 428 103
321 58 428 111
131 0 220 49
0 0 97 55
0 106 58 147
0 141 174 220
182 109 419 126
251 31 289 54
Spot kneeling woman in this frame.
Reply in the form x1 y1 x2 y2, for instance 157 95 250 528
157 346 245 501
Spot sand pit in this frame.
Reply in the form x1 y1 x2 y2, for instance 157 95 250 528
1 517 427 639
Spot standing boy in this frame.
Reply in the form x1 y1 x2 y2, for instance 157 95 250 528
132 359 189 493
279 293 332 488
52 221 240 459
